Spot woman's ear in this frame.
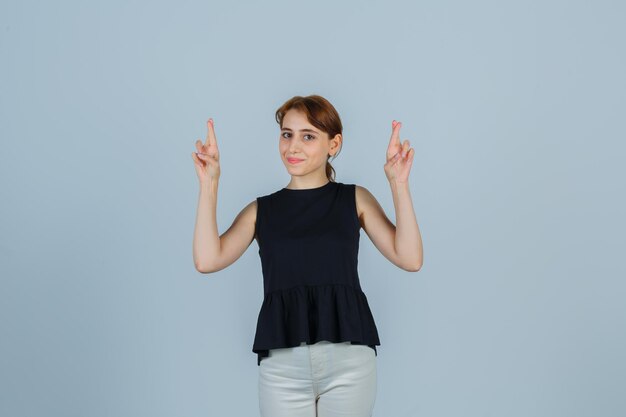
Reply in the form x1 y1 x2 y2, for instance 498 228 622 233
330 133 342 155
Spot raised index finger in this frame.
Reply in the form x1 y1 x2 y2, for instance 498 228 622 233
205 118 217 147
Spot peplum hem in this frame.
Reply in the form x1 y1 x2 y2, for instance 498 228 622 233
252 283 381 366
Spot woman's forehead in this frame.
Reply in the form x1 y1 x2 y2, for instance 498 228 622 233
283 113 319 133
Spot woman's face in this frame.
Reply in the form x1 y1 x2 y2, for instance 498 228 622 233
279 109 339 177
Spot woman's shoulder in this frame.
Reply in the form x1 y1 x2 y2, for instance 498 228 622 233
341 181 368 194
352 183 379 214
256 187 283 200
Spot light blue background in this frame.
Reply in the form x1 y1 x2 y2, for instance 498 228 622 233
1 0 624 416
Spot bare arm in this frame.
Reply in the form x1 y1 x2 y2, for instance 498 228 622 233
388 181 422 270
191 118 257 273
356 184 423 272
192 179 219 272
357 119 422 272
192 183 257 273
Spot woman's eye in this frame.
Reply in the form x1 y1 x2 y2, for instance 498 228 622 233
281 133 315 140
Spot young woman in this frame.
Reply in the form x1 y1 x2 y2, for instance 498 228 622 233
191 95 423 417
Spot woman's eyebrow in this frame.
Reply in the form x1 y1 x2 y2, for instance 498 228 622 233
281 127 319 134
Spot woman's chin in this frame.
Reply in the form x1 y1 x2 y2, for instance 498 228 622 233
285 163 304 170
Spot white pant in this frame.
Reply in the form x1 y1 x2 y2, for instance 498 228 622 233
258 340 377 417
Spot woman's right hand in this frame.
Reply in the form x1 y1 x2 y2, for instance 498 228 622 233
191 118 221 185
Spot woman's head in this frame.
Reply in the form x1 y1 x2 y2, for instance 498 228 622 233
275 95 343 182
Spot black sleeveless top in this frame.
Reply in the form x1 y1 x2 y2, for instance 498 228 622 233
252 180 381 365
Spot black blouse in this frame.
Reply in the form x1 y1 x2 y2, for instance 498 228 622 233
252 180 381 366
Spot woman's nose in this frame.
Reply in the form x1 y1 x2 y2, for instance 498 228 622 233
288 140 303 153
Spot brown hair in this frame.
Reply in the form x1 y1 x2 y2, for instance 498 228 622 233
275 95 343 182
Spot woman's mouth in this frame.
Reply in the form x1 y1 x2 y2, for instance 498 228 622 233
287 158 304 164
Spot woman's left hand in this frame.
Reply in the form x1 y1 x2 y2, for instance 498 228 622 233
384 120 415 184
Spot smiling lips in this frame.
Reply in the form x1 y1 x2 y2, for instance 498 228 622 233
287 158 304 164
